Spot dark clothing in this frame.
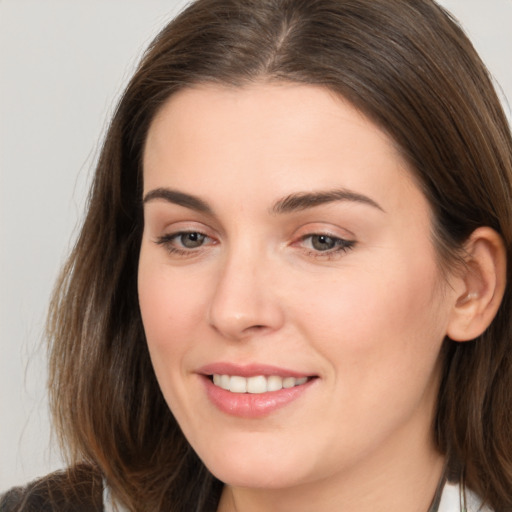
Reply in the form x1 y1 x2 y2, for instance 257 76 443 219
0 465 103 512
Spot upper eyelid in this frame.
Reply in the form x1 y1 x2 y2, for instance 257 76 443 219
300 233 350 242
157 230 212 242
294 223 356 240
152 219 217 236
154 227 355 242
299 230 352 240
298 233 355 248
152 218 357 243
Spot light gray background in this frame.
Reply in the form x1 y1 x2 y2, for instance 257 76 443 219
1 0 511 492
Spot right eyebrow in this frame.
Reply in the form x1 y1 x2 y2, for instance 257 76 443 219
143 187 213 214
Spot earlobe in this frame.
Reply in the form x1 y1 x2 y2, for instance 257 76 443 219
446 227 507 342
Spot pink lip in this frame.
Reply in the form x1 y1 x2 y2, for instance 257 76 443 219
197 362 311 378
197 363 317 418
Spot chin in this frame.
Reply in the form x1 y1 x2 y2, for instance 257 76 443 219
199 442 313 489
211 464 306 490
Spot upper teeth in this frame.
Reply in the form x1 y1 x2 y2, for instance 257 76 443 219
212 374 308 394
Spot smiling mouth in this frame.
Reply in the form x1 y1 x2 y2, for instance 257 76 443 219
210 374 313 394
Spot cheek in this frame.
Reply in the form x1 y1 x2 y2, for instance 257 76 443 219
137 256 210 421
297 249 449 383
295 258 448 461
138 255 204 363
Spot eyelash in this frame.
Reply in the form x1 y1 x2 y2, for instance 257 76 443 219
155 231 213 256
298 234 356 260
154 231 356 259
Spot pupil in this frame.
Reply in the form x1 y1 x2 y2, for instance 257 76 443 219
312 235 334 251
181 232 204 248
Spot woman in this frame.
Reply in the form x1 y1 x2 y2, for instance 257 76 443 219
2 0 511 510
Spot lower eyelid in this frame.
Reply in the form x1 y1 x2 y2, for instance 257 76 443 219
304 242 355 259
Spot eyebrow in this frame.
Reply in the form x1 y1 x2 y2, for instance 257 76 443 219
270 189 385 214
143 187 213 214
142 187 384 215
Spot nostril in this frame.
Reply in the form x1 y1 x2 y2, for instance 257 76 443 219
244 324 267 334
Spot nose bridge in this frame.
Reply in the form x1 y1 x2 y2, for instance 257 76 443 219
208 237 283 339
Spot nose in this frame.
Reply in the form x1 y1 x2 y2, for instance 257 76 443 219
207 246 285 341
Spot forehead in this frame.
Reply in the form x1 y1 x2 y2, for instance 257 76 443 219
145 82 394 153
142 82 423 217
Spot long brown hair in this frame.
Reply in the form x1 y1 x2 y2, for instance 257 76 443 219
48 1 512 510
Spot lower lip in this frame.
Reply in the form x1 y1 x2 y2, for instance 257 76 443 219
201 376 316 418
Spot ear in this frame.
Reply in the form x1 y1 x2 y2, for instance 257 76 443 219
446 227 507 342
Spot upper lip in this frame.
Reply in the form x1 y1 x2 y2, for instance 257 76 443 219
197 362 314 379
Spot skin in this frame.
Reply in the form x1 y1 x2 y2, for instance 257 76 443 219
138 83 459 511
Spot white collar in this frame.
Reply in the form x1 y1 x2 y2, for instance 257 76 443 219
103 482 128 512
438 481 493 512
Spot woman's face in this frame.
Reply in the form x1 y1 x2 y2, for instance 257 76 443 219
138 84 454 491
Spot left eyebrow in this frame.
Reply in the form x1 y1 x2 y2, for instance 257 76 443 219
270 189 385 214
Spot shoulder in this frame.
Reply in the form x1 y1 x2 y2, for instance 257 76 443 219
0 465 103 512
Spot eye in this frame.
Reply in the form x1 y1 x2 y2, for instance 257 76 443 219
155 230 213 255
310 234 338 251
300 233 355 256
176 232 207 249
